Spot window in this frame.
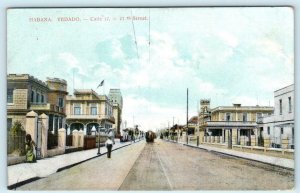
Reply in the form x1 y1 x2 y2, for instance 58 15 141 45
7 89 13 103
267 127 270 135
41 95 44 103
36 93 40 103
288 97 292 113
281 128 284 135
74 104 81 115
59 117 63 128
31 91 35 102
90 104 97 115
292 127 294 137
256 113 262 121
58 97 64 107
226 113 231 121
279 99 282 115
243 113 247 122
7 118 12 131
49 115 53 131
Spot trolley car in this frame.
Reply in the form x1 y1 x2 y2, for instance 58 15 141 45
145 130 156 143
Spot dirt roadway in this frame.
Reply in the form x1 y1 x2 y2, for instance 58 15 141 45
120 140 294 190
19 139 294 190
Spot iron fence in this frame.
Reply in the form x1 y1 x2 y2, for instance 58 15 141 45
47 132 58 149
7 131 26 155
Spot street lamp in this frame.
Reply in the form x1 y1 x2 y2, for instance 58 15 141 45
97 126 101 155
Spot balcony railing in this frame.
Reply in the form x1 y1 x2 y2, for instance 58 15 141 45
205 121 257 128
30 103 64 113
67 114 115 123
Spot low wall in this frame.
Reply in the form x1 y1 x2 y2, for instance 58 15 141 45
232 145 294 159
7 155 25 166
47 148 65 157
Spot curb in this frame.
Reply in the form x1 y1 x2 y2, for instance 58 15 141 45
163 140 294 171
8 140 143 190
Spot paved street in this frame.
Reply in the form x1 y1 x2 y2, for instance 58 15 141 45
18 139 294 190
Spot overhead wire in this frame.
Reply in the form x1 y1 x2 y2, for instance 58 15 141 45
131 9 139 60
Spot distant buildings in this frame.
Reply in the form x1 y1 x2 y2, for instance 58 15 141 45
7 74 68 134
258 84 294 148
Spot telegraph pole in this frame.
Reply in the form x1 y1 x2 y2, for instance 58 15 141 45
187 88 189 144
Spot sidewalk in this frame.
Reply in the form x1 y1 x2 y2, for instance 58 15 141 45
7 139 142 188
166 140 294 170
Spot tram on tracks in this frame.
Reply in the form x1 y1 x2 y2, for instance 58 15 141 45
145 130 156 143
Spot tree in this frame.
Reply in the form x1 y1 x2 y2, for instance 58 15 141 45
10 120 24 136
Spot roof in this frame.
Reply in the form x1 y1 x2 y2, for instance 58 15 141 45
188 116 198 124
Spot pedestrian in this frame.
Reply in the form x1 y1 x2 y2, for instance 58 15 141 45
105 136 113 158
25 134 36 163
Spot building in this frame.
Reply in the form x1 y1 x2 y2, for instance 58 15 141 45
108 89 123 135
46 77 68 134
65 89 115 135
258 84 294 148
198 99 274 148
7 74 68 134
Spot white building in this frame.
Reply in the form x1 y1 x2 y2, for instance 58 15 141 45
108 89 123 135
259 84 294 148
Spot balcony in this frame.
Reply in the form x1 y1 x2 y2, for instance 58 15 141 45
30 103 64 113
30 103 51 111
67 114 115 123
205 121 257 128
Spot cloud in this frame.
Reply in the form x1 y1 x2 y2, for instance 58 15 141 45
217 31 239 48
122 95 189 131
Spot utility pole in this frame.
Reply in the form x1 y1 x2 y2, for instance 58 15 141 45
187 88 189 144
173 116 174 126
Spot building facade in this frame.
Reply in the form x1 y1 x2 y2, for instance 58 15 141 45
258 84 294 148
108 89 123 135
198 99 274 148
7 74 68 134
65 89 115 135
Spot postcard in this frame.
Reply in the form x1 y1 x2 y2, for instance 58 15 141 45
6 7 294 190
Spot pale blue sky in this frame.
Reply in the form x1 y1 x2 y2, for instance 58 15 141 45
7 8 294 131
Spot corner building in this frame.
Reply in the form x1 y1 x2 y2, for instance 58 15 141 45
65 89 115 135
198 99 273 148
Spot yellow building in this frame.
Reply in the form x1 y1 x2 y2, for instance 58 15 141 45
198 99 273 148
65 89 115 135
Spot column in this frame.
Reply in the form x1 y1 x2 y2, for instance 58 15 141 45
222 128 225 143
58 128 66 151
52 115 55 134
232 128 237 145
264 136 270 148
25 111 38 145
254 128 258 146
39 113 49 158
83 125 87 135
199 129 204 144
78 130 84 148
237 129 240 145
67 127 71 135
225 129 229 144
72 130 79 147
57 117 60 132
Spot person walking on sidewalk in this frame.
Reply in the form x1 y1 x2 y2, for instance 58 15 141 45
25 134 36 163
105 136 113 158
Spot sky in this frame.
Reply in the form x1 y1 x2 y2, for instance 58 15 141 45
7 7 294 131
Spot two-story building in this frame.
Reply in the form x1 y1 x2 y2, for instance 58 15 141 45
258 84 294 148
65 89 115 135
198 99 273 148
7 74 68 134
